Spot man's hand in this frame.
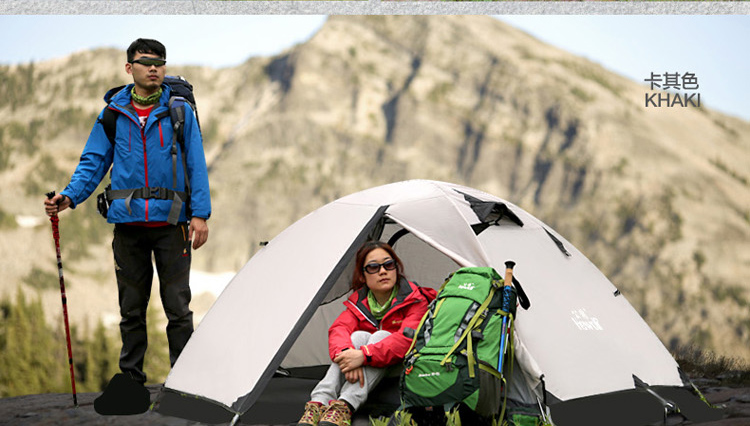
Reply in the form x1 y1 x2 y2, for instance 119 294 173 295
44 194 71 217
189 217 209 249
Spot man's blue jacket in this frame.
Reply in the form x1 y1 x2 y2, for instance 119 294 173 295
61 83 211 224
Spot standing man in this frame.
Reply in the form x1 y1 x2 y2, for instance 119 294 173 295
44 38 211 388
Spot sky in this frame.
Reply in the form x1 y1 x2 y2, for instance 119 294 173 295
1 15 749 121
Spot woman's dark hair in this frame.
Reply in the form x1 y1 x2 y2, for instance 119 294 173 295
351 241 405 291
127 38 167 62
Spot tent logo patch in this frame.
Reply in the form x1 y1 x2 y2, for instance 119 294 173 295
458 283 476 291
571 308 603 331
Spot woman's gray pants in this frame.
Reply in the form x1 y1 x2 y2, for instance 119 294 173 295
310 330 391 410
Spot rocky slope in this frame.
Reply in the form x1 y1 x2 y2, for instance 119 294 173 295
0 16 748 366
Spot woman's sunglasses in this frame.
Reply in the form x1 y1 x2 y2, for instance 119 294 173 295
130 57 167 67
363 259 397 274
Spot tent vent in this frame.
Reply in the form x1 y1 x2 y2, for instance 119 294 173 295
544 228 571 257
471 223 490 235
458 191 524 227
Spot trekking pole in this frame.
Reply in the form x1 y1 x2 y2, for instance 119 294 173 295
45 191 79 408
497 260 515 372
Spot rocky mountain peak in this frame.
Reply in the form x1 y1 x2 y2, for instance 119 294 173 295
0 15 748 363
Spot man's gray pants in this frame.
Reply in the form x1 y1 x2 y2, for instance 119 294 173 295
310 330 391 410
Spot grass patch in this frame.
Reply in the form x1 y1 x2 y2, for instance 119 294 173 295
673 344 750 386
557 59 622 98
710 157 749 187
713 118 739 137
571 86 594 103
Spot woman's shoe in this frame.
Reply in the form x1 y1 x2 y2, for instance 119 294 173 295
319 400 352 426
298 401 325 426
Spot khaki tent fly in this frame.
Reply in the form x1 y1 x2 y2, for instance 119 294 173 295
156 180 719 425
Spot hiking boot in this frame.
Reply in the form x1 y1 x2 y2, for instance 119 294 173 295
319 400 352 426
94 373 151 415
297 401 325 426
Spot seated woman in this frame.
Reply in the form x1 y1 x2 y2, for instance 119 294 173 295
297 240 435 426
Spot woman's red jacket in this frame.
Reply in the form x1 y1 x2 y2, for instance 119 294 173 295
328 278 436 368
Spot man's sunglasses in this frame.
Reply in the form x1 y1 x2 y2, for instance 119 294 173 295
363 259 397 274
130 58 167 67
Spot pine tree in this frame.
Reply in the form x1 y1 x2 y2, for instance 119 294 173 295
0 289 66 397
0 287 173 396
83 319 118 392
0 294 10 396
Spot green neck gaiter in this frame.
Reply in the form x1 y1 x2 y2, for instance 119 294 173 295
131 87 162 105
368 284 399 320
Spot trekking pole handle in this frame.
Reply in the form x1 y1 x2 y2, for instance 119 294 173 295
498 260 516 372
504 260 515 288
46 191 61 209
46 191 68 218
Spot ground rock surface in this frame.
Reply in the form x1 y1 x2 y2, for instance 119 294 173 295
1 383 749 426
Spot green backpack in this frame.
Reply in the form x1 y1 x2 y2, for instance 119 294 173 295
400 266 518 421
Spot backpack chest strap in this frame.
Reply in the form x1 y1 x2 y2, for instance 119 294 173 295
107 187 188 225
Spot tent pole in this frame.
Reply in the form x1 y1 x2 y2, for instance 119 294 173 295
229 413 240 426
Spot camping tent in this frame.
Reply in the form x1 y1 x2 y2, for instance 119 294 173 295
156 180 717 425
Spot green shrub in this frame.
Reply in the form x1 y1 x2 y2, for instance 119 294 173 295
673 344 750 386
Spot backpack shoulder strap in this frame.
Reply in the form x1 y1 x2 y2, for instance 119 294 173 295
167 96 191 217
100 107 117 146
100 84 127 146
168 97 187 144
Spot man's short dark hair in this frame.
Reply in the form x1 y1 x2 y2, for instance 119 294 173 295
127 38 167 62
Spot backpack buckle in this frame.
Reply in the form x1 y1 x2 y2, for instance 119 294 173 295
142 187 169 200
143 187 158 199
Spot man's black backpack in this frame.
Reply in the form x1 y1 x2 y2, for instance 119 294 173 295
101 75 200 144
96 75 199 224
